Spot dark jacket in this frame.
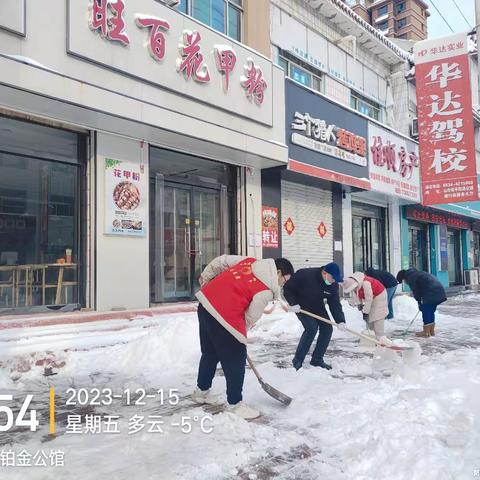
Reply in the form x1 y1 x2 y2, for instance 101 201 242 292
283 267 346 323
365 268 398 289
403 268 447 305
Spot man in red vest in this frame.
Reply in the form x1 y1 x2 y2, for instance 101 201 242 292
192 255 294 419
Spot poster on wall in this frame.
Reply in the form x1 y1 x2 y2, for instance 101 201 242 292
262 206 279 248
414 32 479 205
105 158 147 237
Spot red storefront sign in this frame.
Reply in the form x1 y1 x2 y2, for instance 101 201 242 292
262 206 279 248
414 33 478 205
405 206 471 230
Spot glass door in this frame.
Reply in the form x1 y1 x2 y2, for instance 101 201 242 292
191 189 223 294
163 185 191 299
408 222 430 271
447 228 462 285
152 177 226 302
352 211 386 271
352 216 365 272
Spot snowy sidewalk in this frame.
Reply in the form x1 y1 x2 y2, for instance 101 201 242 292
0 295 479 479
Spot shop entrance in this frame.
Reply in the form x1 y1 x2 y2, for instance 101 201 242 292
352 203 386 272
150 148 236 302
408 222 430 272
447 228 462 285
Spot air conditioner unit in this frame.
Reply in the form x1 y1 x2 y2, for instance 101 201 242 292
410 118 418 138
464 269 479 287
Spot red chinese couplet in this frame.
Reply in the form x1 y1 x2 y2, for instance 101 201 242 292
414 33 478 205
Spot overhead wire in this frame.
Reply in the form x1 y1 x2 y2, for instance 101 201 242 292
430 0 455 33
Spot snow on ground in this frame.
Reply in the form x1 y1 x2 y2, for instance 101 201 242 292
0 294 479 479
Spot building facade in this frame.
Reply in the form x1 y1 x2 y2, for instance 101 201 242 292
0 0 287 314
345 0 429 41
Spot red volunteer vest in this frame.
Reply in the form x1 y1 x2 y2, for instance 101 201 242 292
357 275 385 301
199 258 269 338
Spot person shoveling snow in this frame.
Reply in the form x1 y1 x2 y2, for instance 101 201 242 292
396 268 447 338
192 254 294 419
342 272 393 347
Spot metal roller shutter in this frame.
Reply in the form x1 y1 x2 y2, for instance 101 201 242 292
281 180 333 270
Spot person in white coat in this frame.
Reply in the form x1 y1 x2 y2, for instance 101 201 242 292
342 272 392 346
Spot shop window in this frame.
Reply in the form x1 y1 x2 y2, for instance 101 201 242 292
351 92 381 121
377 5 388 16
182 0 243 41
0 116 85 311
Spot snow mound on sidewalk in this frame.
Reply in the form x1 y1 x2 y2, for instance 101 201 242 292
63 314 200 380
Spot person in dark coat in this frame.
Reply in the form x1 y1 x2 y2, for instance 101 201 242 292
396 268 447 337
365 268 398 319
283 262 346 370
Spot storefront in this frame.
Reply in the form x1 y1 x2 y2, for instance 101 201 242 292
0 0 287 313
261 79 370 270
402 206 472 288
345 121 420 276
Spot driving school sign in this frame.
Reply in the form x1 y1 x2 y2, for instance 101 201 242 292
414 32 478 205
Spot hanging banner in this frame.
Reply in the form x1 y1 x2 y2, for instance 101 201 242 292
414 32 478 205
262 206 279 248
105 158 147 236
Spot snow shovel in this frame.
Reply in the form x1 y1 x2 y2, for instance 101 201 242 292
299 309 413 351
246 354 292 406
402 311 420 336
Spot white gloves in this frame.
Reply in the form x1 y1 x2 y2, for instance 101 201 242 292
337 323 347 331
286 304 301 313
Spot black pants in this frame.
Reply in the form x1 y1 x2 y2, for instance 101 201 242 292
196 304 247 405
293 313 333 365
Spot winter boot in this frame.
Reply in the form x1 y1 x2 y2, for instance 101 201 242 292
227 401 261 420
430 323 435 336
191 388 222 405
310 358 332 370
416 324 431 338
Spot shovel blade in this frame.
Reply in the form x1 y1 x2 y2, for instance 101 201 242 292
260 380 292 406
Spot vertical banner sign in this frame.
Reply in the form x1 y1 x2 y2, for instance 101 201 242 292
262 206 279 248
414 32 478 205
105 158 147 236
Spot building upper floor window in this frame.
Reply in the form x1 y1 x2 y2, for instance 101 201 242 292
377 5 388 16
396 2 406 14
351 92 381 121
176 0 242 41
397 17 407 29
277 51 323 94
377 20 388 31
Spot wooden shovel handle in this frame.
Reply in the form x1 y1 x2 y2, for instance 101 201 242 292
246 354 264 383
299 309 385 347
